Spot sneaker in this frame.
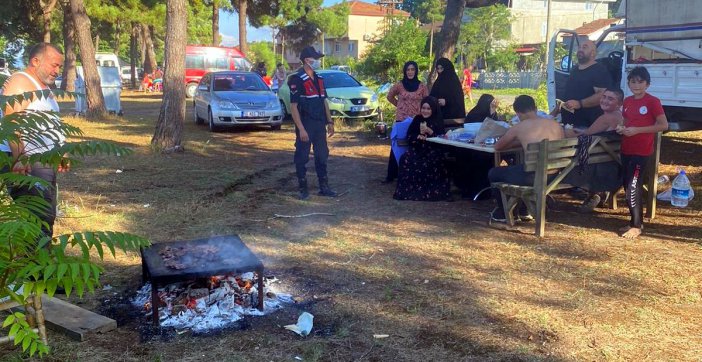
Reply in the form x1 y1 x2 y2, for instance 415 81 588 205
518 213 534 222
577 194 601 213
490 207 507 223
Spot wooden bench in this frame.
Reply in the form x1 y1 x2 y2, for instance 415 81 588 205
492 134 655 237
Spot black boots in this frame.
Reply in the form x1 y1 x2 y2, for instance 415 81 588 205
298 178 309 200
298 177 337 199
318 177 337 197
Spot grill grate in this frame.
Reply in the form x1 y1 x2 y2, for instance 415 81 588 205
141 235 264 325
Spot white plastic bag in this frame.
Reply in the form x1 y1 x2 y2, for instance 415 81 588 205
284 312 314 336
657 187 694 201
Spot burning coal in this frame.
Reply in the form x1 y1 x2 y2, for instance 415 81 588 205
131 272 292 332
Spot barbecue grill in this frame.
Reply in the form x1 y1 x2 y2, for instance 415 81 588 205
141 235 264 325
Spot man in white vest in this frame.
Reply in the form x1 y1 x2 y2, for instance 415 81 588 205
2 42 66 239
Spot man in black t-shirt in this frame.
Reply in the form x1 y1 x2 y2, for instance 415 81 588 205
552 40 611 129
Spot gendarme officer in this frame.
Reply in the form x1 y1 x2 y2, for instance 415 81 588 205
289 46 337 200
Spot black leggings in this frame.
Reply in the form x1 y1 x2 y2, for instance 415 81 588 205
622 154 649 228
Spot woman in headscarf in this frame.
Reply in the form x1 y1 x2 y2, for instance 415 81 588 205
393 96 451 201
430 58 465 127
383 61 429 183
465 93 498 123
454 93 500 199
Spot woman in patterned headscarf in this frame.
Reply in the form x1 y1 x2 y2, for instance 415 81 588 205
383 61 429 183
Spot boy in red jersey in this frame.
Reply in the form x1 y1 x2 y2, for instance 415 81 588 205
616 66 668 238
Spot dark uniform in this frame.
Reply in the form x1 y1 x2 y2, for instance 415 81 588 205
288 68 332 186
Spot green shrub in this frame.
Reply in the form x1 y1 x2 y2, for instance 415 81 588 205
0 83 150 356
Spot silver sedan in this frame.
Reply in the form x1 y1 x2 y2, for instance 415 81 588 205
193 71 283 131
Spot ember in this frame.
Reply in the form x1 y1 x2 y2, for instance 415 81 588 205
132 272 292 332
159 244 219 270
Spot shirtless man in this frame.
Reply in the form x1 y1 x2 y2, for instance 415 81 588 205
564 87 624 212
565 88 624 138
2 42 65 239
489 95 565 222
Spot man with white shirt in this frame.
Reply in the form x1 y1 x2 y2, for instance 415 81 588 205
2 42 66 239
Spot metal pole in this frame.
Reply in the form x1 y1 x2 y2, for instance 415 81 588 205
321 32 325 68
429 22 434 65
542 0 552 71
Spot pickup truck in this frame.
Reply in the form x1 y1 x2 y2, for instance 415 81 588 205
548 0 702 131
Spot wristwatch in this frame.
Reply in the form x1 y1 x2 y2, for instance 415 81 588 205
577 99 583 109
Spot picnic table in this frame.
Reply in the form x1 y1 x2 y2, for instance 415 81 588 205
426 136 521 167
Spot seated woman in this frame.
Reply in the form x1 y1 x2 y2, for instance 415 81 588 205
465 94 498 122
384 61 428 183
453 94 499 199
393 97 451 201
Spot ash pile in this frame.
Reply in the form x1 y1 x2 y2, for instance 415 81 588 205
131 272 292 332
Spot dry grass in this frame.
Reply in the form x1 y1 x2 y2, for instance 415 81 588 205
2 90 702 361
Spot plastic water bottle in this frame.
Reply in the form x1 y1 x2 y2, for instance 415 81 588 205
671 170 691 207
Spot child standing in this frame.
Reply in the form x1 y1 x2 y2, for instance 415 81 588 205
617 66 668 238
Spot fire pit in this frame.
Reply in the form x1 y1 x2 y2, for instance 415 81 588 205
141 235 264 326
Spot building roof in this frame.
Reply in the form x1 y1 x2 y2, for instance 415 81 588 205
573 18 620 36
346 1 410 17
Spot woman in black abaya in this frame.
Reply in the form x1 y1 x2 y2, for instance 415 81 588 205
465 93 498 123
430 58 465 126
393 96 451 201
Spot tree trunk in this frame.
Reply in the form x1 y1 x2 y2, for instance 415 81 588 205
237 0 248 55
69 0 106 117
130 22 139 88
41 0 59 42
142 24 157 74
60 1 76 92
429 0 465 87
94 33 100 51
113 20 121 55
212 0 220 46
152 0 187 151
428 0 501 87
138 24 146 67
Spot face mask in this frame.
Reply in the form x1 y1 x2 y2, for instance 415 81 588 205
307 59 321 70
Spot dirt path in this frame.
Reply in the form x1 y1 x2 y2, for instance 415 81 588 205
5 91 702 361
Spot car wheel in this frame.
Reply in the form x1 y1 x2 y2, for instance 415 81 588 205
208 109 219 132
270 124 281 131
185 83 198 99
194 103 204 124
279 100 290 120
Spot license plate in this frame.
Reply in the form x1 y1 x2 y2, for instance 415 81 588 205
350 105 368 112
241 111 265 117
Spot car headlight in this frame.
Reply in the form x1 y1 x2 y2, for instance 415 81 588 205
218 101 239 109
328 97 345 105
370 94 378 102
267 101 281 109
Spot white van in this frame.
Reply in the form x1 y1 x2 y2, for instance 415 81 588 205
95 53 120 68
